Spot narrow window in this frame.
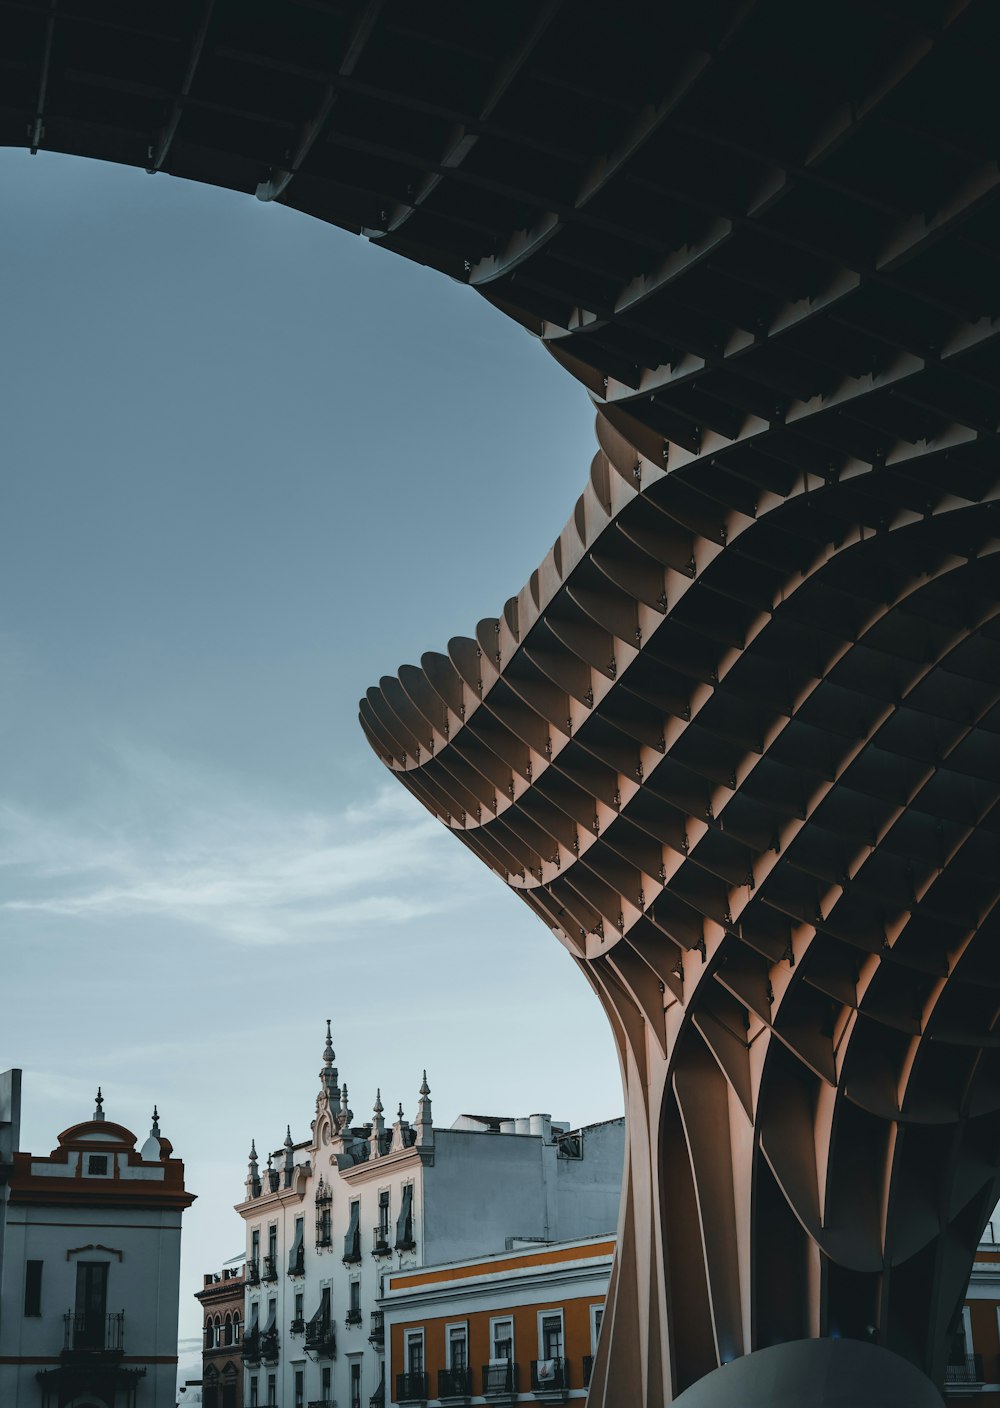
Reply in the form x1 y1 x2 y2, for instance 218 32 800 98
233 1310 241 1343
343 1199 361 1260
288 1215 305 1275
350 1359 362 1408
493 1317 513 1361
378 1189 390 1237
394 1183 415 1250
448 1323 468 1370
294 1368 304 1408
322 1365 332 1400
24 1260 42 1317
541 1312 563 1360
224 1312 233 1346
406 1329 424 1375
267 1372 276 1407
591 1305 604 1354
249 1375 259 1408
74 1262 109 1350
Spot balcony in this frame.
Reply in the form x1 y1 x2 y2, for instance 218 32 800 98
369 1310 384 1346
531 1359 569 1400
304 1317 337 1358
262 1254 279 1282
288 1247 305 1278
261 1329 280 1364
343 1231 362 1265
246 1258 261 1286
290 1317 305 1334
945 1353 984 1396
240 1329 261 1366
372 1226 392 1258
438 1365 472 1401
396 1372 428 1404
346 1307 363 1327
308 1401 335 1408
482 1361 519 1401
63 1312 124 1355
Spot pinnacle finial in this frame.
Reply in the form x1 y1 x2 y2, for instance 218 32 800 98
266 1150 273 1169
150 1105 160 1136
374 1088 383 1115
419 1070 430 1097
397 1102 404 1120
249 1138 258 1165
93 1087 105 1121
322 1018 334 1067
284 1124 293 1149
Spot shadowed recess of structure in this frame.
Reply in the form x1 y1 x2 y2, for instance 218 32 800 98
5 2 1000 1402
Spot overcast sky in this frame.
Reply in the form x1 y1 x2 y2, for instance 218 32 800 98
0 149 623 1375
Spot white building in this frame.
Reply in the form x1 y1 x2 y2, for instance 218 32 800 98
0 1074 195 1408
235 1025 623 1408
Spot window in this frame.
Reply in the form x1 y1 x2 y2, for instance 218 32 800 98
268 1225 277 1260
406 1329 425 1376
249 1375 259 1408
205 1319 215 1350
492 1316 513 1362
344 1199 361 1260
24 1261 42 1317
289 1215 305 1275
294 1368 304 1408
540 1311 563 1360
448 1323 468 1370
233 1310 242 1344
75 1262 109 1349
295 1291 304 1319
378 1190 390 1237
265 1298 277 1333
267 1372 276 1407
350 1359 362 1408
350 1281 360 1312
87 1154 109 1175
251 1228 260 1269
322 1366 332 1399
395 1183 415 1250
224 1312 233 1346
590 1305 604 1355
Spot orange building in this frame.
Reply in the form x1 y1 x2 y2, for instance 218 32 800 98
382 1235 612 1405
945 1224 1000 1404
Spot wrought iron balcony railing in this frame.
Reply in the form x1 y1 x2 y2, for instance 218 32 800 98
531 1358 569 1391
63 1311 124 1354
345 1307 363 1327
290 1317 305 1334
261 1328 280 1363
371 1226 391 1257
945 1353 984 1385
246 1258 261 1285
438 1365 472 1397
262 1254 279 1282
482 1361 518 1397
369 1310 384 1345
396 1372 428 1402
240 1329 261 1366
304 1316 337 1358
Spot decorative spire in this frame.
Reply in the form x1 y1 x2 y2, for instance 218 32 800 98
93 1087 105 1122
318 1018 340 1108
415 1069 434 1149
283 1124 295 1188
150 1105 160 1138
284 1124 293 1149
245 1139 261 1199
390 1096 412 1154
369 1088 385 1160
339 1081 352 1129
397 1102 404 1120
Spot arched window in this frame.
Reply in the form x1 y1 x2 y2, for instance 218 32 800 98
205 1318 215 1349
233 1310 241 1344
224 1312 233 1346
214 1313 222 1344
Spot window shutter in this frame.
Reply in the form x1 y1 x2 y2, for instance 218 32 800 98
395 1184 414 1249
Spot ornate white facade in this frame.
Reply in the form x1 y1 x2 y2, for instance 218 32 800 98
235 1025 623 1408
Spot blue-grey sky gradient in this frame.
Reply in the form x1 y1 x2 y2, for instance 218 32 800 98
0 149 623 1377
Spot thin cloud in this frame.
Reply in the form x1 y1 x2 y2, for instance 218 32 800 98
0 745 470 946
